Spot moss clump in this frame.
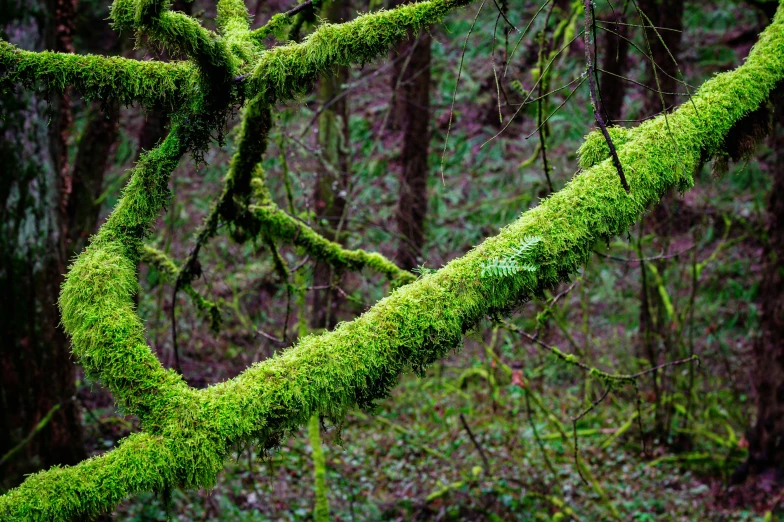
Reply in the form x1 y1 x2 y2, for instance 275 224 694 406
577 125 636 170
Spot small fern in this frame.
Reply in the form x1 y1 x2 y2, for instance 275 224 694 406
480 236 542 279
412 265 438 277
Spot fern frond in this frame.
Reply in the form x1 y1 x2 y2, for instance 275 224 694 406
480 236 542 279
509 235 542 261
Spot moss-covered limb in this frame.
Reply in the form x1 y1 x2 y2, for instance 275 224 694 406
177 96 272 292
140 245 222 332
200 0 784 453
0 433 178 522
247 0 474 102
110 0 237 81
59 128 193 428
0 40 195 109
249 201 416 284
308 414 329 522
577 125 637 169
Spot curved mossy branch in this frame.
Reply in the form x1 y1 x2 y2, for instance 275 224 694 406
247 0 474 101
59 128 193 427
0 41 195 109
140 245 222 332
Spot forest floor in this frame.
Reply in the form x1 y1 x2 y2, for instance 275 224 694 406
67 0 784 520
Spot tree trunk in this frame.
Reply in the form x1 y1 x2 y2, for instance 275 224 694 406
598 9 630 124
747 98 784 480
0 0 85 490
637 0 685 117
311 0 351 329
392 28 431 270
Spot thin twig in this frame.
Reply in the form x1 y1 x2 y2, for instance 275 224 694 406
459 413 491 473
584 0 629 192
594 244 695 263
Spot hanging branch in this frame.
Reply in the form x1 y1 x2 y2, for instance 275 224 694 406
583 0 629 192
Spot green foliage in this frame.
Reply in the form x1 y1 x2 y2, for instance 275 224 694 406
480 235 542 279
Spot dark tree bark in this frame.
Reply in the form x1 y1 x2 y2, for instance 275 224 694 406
311 0 351 329
598 10 630 123
747 98 784 480
0 0 120 496
637 0 685 117
0 0 85 490
392 29 431 270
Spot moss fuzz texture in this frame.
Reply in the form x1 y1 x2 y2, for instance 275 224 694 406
2 0 784 520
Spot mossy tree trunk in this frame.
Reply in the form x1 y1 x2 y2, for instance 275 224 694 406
391 20 431 270
311 0 351 329
0 0 86 490
0 0 121 494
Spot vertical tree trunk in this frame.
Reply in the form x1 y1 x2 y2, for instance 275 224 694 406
0 0 85 490
392 28 431 270
637 0 685 117
747 99 784 479
635 0 684 439
598 10 630 124
311 0 351 329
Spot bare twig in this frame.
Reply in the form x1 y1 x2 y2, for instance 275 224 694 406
459 413 491 473
584 0 629 192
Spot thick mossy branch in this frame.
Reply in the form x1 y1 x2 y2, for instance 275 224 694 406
59 128 193 428
0 40 195 109
140 245 222 332
248 0 473 101
3 1 784 520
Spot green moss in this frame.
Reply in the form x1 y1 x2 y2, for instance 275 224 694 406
577 125 636 170
247 0 474 102
0 40 196 109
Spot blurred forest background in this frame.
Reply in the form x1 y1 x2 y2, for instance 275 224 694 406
2 0 784 520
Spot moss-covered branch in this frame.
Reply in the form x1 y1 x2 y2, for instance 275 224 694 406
111 0 237 81
0 40 195 109
3 1 783 520
58 128 192 428
247 0 474 101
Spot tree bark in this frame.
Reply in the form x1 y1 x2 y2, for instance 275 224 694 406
747 97 784 479
392 29 431 270
598 9 630 123
0 0 85 490
637 0 685 117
